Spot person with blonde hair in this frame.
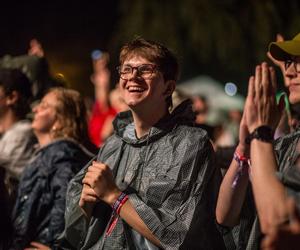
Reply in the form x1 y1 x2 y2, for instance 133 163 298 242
10 87 95 250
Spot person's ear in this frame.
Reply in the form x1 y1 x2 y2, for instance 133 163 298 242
50 119 62 137
163 80 176 97
6 91 19 106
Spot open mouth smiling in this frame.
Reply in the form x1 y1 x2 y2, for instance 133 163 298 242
127 85 146 93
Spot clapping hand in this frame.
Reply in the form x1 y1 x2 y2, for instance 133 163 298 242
244 62 285 133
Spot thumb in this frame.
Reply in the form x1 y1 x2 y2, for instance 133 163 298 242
286 198 300 232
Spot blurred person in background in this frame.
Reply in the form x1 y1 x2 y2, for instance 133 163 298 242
10 87 95 250
226 109 243 145
0 166 13 249
192 94 209 124
109 82 128 113
97 83 129 142
88 50 117 147
0 39 63 101
171 88 189 110
191 93 239 148
0 68 37 206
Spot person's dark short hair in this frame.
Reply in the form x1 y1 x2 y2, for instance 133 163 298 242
119 37 179 109
0 68 32 118
120 37 179 82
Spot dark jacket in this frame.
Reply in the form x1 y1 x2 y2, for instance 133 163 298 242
10 139 94 250
58 100 225 250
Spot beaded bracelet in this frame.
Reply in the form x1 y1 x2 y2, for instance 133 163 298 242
232 150 250 188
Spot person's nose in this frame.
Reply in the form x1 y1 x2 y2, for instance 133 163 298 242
285 63 298 79
32 103 40 113
128 67 139 80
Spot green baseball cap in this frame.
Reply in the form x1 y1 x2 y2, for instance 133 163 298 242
269 33 300 61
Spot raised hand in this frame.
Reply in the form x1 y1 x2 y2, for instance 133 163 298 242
28 39 44 57
245 62 283 133
237 92 250 156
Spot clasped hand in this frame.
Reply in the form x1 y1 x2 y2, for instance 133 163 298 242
80 161 121 208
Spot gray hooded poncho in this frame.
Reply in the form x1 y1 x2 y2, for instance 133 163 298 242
57 100 225 250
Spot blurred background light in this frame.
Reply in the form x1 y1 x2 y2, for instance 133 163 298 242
225 82 237 96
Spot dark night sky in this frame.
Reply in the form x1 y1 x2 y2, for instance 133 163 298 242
0 1 120 97
1 1 297 98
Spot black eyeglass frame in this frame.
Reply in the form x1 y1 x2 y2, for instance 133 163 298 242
116 64 159 80
284 57 300 72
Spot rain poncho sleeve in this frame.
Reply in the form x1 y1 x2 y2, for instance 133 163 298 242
126 136 222 249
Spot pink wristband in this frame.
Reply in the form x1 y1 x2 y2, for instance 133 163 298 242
232 150 250 188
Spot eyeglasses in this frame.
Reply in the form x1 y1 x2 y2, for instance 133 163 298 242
117 64 158 80
284 57 300 72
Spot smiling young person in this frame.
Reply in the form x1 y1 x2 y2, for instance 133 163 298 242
58 38 225 249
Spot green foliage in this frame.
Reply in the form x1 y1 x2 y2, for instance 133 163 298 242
109 0 300 95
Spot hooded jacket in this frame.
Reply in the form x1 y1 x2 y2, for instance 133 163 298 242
58 100 225 250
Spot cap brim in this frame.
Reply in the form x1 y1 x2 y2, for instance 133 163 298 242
269 41 300 61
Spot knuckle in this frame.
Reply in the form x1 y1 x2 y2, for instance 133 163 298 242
99 164 106 171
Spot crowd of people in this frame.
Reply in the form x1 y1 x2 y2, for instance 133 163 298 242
1 32 300 250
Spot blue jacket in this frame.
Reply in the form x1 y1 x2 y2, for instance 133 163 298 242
10 139 94 250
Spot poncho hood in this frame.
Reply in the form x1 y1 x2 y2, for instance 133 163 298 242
113 99 195 145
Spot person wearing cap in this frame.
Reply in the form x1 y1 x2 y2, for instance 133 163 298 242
216 32 300 250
